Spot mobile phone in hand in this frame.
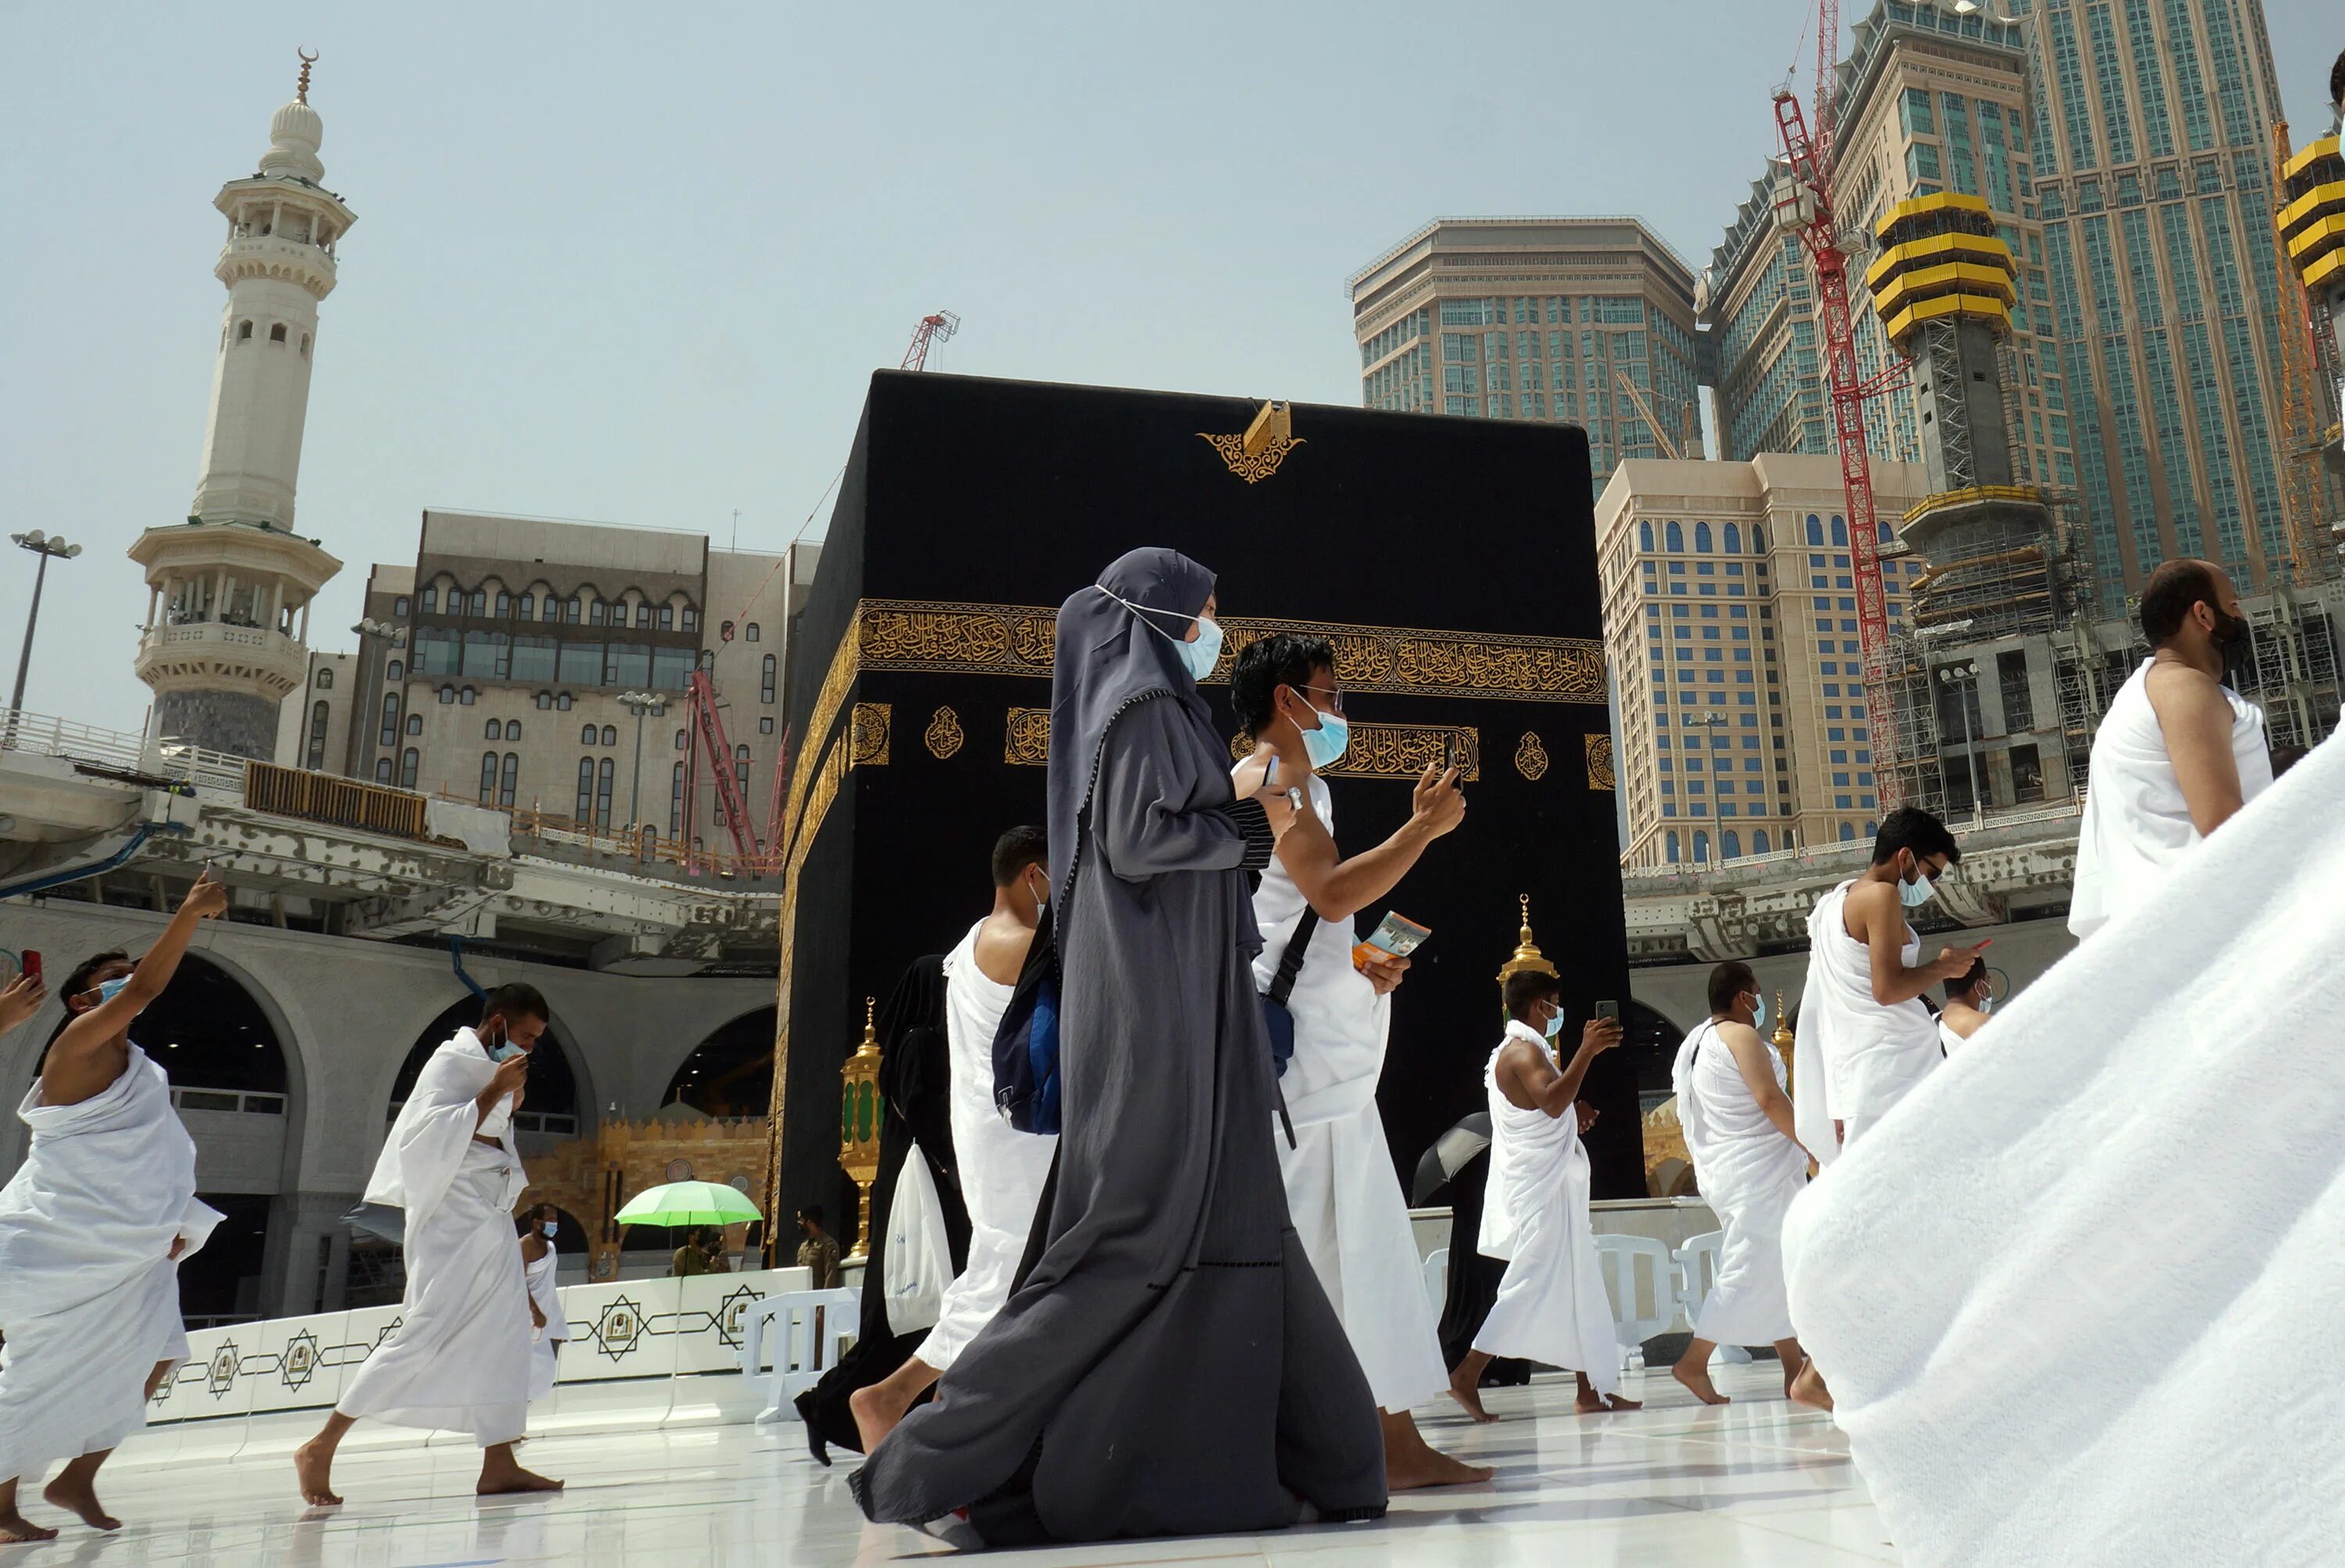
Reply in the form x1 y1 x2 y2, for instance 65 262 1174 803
1595 999 1620 1023
21 951 40 983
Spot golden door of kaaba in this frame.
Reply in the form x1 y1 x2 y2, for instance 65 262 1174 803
764 371 1631 1235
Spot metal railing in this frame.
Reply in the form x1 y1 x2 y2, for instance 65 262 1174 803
245 760 430 840
0 707 248 793
169 1086 287 1116
1628 791 2085 887
498 804 782 880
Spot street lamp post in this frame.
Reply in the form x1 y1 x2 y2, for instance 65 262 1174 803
9 531 83 719
1937 661 1984 822
1699 710 1729 861
619 691 666 832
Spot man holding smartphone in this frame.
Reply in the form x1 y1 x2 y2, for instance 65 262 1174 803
295 983 563 1505
1232 634 1483 1490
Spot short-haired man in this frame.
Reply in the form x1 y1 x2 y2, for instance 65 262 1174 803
519 1203 564 1402
1668 961 1810 1405
852 826 1054 1453
1448 968 1634 1421
1938 960 1993 1053
1792 807 1990 1165
1230 635 1483 1487
2070 559 2273 942
796 1205 843 1289
296 983 562 1505
0 876 227 1542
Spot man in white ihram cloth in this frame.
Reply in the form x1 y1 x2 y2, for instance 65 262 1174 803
1448 964 1635 1420
0 876 227 1544
1666 961 1810 1405
295 983 564 1505
1231 633 1486 1487
849 825 1056 1452
1780 733 2343 1565
2068 559 2271 942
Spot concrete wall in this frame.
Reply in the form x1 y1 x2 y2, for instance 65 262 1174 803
0 900 774 1318
1627 910 2077 1036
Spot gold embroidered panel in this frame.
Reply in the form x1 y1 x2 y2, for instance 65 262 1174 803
1005 707 1051 766
850 703 891 766
1584 733 1616 791
1231 722 1481 782
924 707 965 759
856 598 1604 705
1514 732 1551 781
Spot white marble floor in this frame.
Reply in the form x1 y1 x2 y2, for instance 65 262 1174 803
30 1361 1893 1565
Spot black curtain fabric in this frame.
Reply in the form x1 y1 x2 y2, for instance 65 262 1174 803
793 954 969 1462
1435 1146 1531 1387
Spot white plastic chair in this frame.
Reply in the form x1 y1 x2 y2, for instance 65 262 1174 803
1671 1229 1749 1364
1592 1233 1677 1371
1421 1247 1449 1316
740 1287 861 1423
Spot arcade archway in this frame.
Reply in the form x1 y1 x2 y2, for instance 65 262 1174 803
658 1006 775 1119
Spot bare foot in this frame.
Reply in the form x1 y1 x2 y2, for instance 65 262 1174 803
1782 1355 1806 1400
1672 1356 1731 1406
1577 1390 1642 1414
41 1475 119 1531
1790 1360 1835 1413
294 1438 344 1506
850 1383 913 1455
0 1509 59 1545
476 1466 564 1497
1447 1365 1498 1424
1388 1443 1495 1490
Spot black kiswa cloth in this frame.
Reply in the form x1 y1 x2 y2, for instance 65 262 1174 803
793 954 971 1464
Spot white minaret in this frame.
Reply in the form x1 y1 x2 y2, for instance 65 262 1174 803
132 52 348 758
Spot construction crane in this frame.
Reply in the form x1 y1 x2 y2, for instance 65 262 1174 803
901 310 961 371
2272 120 2337 585
1613 366 1689 462
1770 0 1916 805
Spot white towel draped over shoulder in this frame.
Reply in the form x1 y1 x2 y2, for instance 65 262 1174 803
1781 735 2345 1567
0 1045 220 1481
365 1029 521 1229
1794 880 1936 1162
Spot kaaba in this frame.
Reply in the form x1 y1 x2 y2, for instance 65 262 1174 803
764 371 1635 1238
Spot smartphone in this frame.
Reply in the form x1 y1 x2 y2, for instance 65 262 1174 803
20 951 40 983
1594 1000 1620 1023
1444 734 1461 779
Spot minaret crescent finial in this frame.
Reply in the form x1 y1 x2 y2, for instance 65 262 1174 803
296 48 318 105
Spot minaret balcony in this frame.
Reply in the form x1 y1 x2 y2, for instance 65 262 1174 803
216 234 338 296
136 619 312 703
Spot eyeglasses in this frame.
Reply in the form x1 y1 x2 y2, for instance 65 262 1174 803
1292 684 1345 714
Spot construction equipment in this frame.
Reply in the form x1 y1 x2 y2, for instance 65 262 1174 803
900 310 961 372
1612 366 1692 461
678 663 759 866
1771 59 1914 805
2274 122 2344 582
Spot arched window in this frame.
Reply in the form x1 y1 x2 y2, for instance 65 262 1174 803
1694 831 1711 863
306 701 330 770
734 754 750 805
1865 819 1878 837
567 597 582 624
238 320 255 342
1695 521 1713 553
746 622 761 643
316 668 335 689
374 757 393 783
1839 822 1856 842
1878 521 1894 543
1752 524 1766 551
657 604 675 631
1805 513 1824 546
499 753 519 807
421 586 438 613
386 659 403 681
1722 830 1742 860
478 753 499 803
469 589 487 616
589 600 607 627
378 693 399 746
635 602 653 628
516 593 534 621
494 591 510 618
575 759 595 821
761 654 776 703
674 729 688 751
459 687 476 706
581 724 597 745
670 762 686 836
682 606 700 632
535 692 553 710
504 720 521 741
735 743 750 761
1831 514 1848 546
406 713 422 736
595 757 614 827
1665 521 1684 552
1754 829 1770 854
1724 522 1742 554
399 748 419 789
270 323 288 343
1665 830 1681 864
437 686 454 706
542 596 560 623
556 693 573 711
485 718 501 740
602 725 618 747
1638 521 1654 553
299 332 310 356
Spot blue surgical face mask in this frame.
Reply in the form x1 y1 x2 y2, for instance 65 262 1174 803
1978 994 1994 1016
1749 993 1768 1033
1296 693 1350 769
1096 586 1221 684
98 976 133 1004
489 1040 525 1062
1541 1006 1565 1041
1899 857 1939 908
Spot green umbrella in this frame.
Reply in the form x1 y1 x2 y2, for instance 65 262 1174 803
614 1180 763 1230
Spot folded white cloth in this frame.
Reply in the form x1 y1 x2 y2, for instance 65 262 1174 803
1781 733 2345 1567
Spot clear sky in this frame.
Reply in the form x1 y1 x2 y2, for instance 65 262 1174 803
4 2 2337 736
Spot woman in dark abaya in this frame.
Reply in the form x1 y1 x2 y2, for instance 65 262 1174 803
853 547 1387 1545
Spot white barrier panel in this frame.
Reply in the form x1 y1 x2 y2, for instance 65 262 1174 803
147 1266 816 1427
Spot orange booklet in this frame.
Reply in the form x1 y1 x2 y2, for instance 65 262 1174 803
1352 911 1431 968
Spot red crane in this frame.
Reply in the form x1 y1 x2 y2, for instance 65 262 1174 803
679 664 759 867
1772 6 1914 804
900 310 961 371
